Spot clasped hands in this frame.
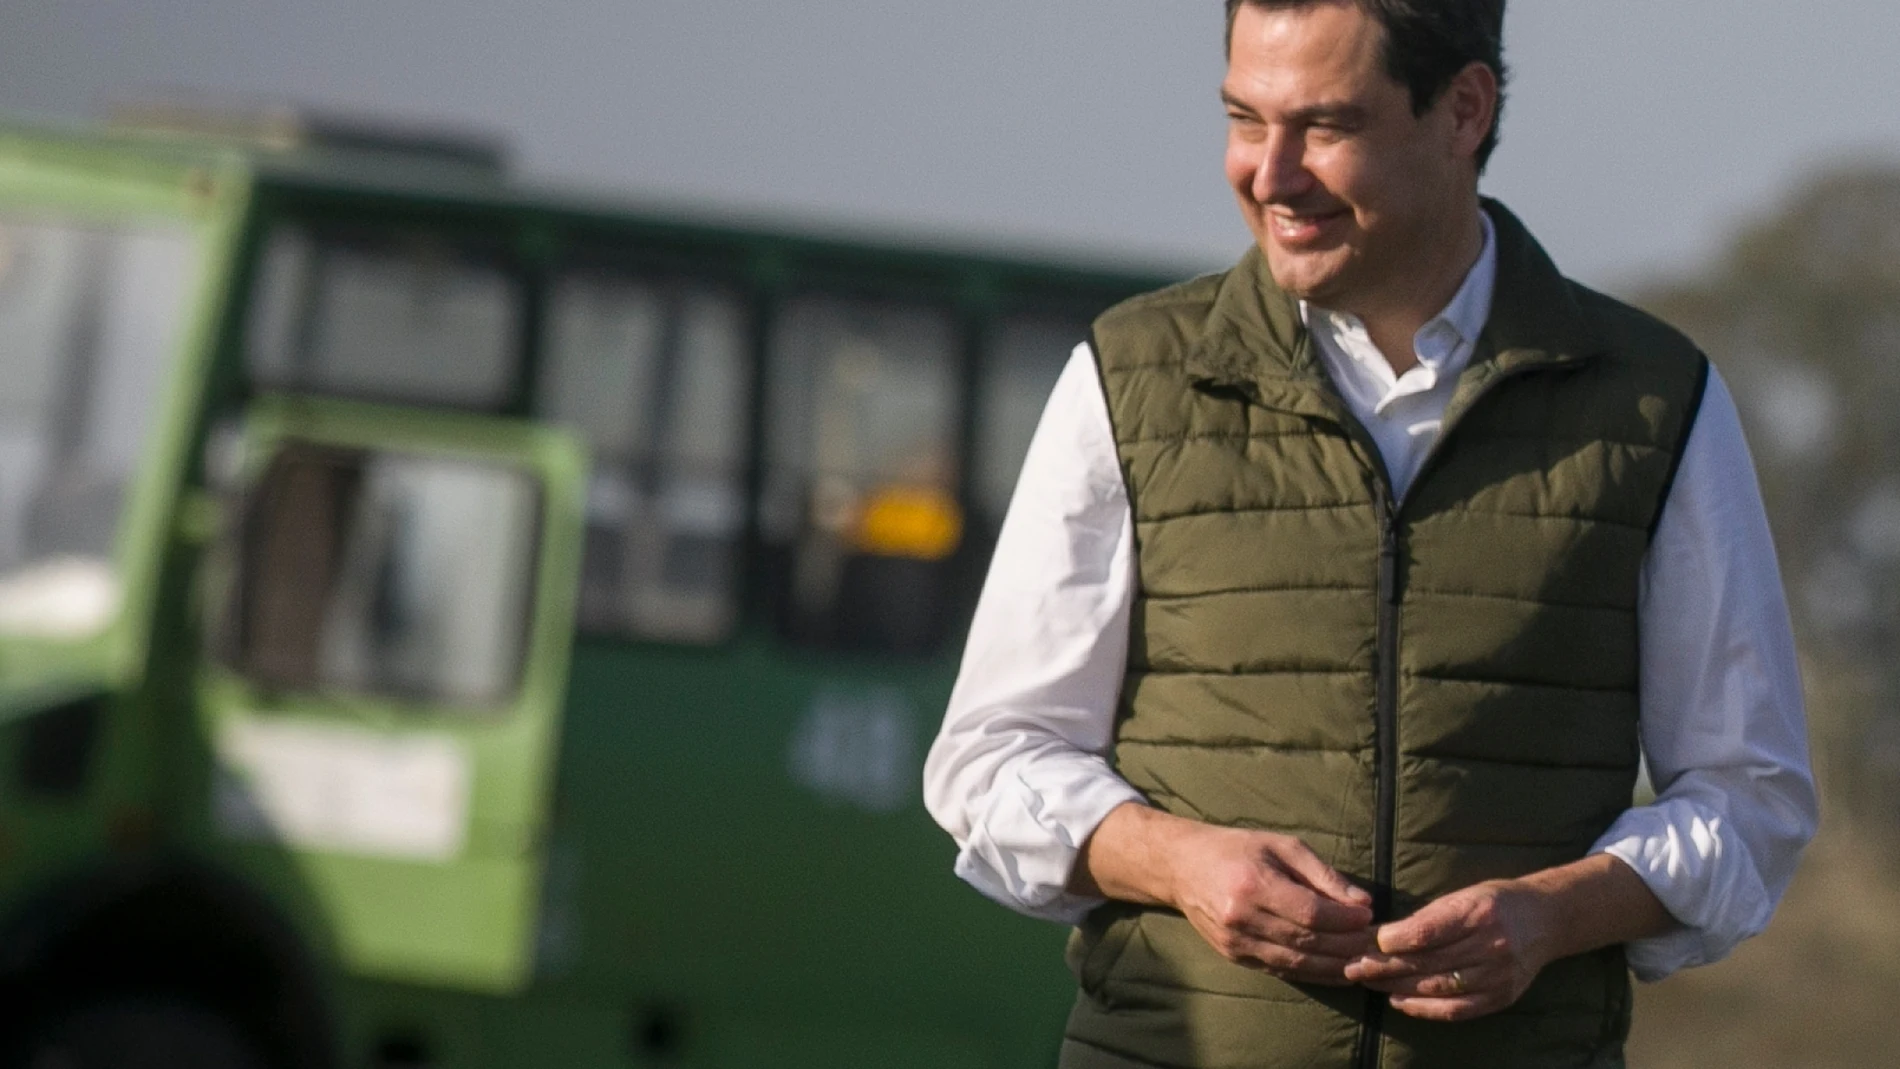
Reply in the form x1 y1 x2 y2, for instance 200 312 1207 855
1168 825 1552 1023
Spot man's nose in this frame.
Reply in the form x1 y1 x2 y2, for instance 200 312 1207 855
1254 127 1314 204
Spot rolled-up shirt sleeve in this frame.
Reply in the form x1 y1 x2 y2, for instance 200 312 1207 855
922 344 1146 924
1592 368 1820 981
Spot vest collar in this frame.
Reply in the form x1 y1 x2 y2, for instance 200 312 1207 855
1184 199 1604 425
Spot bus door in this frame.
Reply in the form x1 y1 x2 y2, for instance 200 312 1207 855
196 397 585 994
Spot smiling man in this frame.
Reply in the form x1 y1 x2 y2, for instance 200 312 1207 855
924 2 1817 1067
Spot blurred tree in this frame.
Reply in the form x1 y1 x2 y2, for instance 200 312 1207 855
1637 165 1900 846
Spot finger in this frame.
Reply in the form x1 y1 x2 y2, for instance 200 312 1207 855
1258 878 1376 934
1375 894 1480 955
1343 935 1490 983
1239 912 1380 960
1359 963 1498 999
1386 993 1502 1023
1266 838 1374 910
1235 943 1362 987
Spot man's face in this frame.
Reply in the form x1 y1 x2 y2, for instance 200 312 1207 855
1222 1 1483 313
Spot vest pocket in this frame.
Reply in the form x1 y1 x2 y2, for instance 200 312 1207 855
1069 905 1144 995
1594 945 1633 1061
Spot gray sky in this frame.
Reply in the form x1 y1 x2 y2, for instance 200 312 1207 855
4 1 1897 292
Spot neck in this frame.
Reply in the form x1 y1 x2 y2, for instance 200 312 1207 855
1353 201 1487 377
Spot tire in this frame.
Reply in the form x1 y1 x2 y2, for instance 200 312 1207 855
20 996 266 1069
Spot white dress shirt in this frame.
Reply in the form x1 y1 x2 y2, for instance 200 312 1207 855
923 215 1819 983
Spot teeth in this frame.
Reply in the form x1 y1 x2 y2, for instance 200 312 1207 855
1271 212 1336 236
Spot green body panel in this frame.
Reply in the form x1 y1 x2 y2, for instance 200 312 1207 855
1061 208 1706 1069
549 636 1072 1008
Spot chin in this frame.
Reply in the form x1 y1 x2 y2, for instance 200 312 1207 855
1262 249 1339 303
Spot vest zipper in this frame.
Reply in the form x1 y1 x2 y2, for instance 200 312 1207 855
1374 493 1401 918
1355 489 1403 1069
1333 363 1553 1069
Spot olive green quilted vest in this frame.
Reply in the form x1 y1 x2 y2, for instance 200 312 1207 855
1060 204 1709 1069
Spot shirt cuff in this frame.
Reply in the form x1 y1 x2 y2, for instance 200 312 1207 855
1591 800 1775 982
951 756 1148 925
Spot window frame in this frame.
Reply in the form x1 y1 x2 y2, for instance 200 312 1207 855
534 247 759 646
753 263 977 658
202 393 589 727
221 438 549 712
240 203 532 416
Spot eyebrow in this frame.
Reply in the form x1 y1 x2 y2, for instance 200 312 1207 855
1219 90 1370 127
1288 102 1370 126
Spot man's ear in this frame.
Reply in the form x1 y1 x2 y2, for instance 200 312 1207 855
1444 61 1498 163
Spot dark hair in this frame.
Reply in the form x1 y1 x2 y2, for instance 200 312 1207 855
1224 0 1509 170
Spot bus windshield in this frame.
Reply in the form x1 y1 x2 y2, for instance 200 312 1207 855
0 212 199 639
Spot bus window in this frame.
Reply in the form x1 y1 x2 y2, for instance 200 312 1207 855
972 314 1091 530
761 296 961 655
247 225 521 409
231 445 541 707
0 214 198 639
539 275 750 643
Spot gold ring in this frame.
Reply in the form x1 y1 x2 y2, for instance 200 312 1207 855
1448 969 1467 995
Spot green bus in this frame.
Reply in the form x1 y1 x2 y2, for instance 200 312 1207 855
0 117 1175 1068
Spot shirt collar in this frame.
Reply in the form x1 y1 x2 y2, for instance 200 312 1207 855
1433 209 1497 360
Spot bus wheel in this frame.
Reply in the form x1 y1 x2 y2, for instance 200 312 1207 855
21 997 266 1069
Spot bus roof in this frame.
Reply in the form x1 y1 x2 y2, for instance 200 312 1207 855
0 113 1190 296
